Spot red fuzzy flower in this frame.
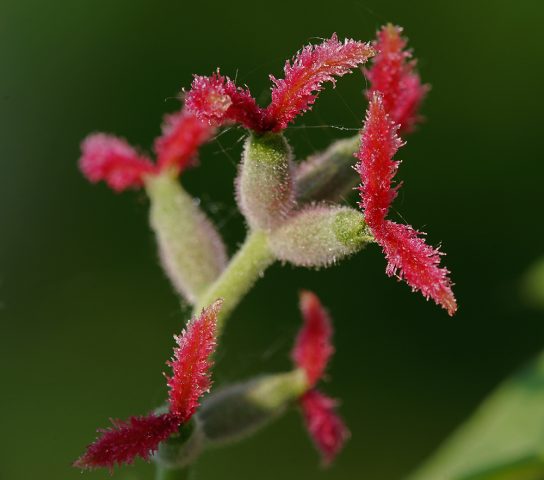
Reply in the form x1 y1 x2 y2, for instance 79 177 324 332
292 290 334 388
154 110 215 172
291 291 349 465
74 300 223 470
364 24 429 133
185 35 374 133
80 134 156 192
265 34 374 131
356 93 456 315
166 299 221 422
299 390 350 466
80 108 213 191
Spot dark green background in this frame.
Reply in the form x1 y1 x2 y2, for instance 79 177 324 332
1 0 543 479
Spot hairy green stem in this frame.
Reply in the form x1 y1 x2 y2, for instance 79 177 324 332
193 229 275 333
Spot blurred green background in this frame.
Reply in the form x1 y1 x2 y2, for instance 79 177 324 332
1 0 543 479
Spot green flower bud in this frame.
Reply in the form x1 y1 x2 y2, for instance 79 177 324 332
295 136 359 204
198 370 308 445
269 205 372 268
237 133 295 231
145 172 228 304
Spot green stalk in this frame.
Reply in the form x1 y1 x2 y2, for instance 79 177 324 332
193 229 275 334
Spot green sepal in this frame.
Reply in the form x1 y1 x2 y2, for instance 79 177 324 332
269 205 372 268
237 132 295 231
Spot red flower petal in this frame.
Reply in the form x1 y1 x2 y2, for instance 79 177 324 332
364 24 429 133
356 93 457 315
299 389 350 466
73 413 180 471
291 291 334 388
166 299 223 422
356 92 404 228
185 70 265 131
154 108 215 172
79 134 156 191
378 221 457 315
265 34 374 131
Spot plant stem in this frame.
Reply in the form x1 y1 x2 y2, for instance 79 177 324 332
193 229 275 334
155 465 192 480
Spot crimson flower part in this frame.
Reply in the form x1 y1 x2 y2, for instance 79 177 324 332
292 290 334 388
299 389 350 466
356 92 404 227
73 413 181 471
186 35 374 133
265 34 374 131
356 93 456 315
166 299 222 422
364 24 429 133
79 134 156 192
154 109 215 172
185 70 266 131
378 221 457 315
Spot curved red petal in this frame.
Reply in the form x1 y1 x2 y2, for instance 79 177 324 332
154 108 215 172
378 221 457 315
291 291 334 388
73 413 180 471
265 34 374 131
185 71 265 131
166 299 223 422
364 24 429 133
356 92 404 227
79 133 155 192
299 389 350 466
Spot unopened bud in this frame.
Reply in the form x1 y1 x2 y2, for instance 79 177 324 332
269 206 372 268
198 370 308 445
295 136 359 203
236 133 295 231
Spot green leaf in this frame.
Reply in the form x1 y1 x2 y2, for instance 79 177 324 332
408 351 544 480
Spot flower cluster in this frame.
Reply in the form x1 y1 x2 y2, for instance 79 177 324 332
76 24 457 477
